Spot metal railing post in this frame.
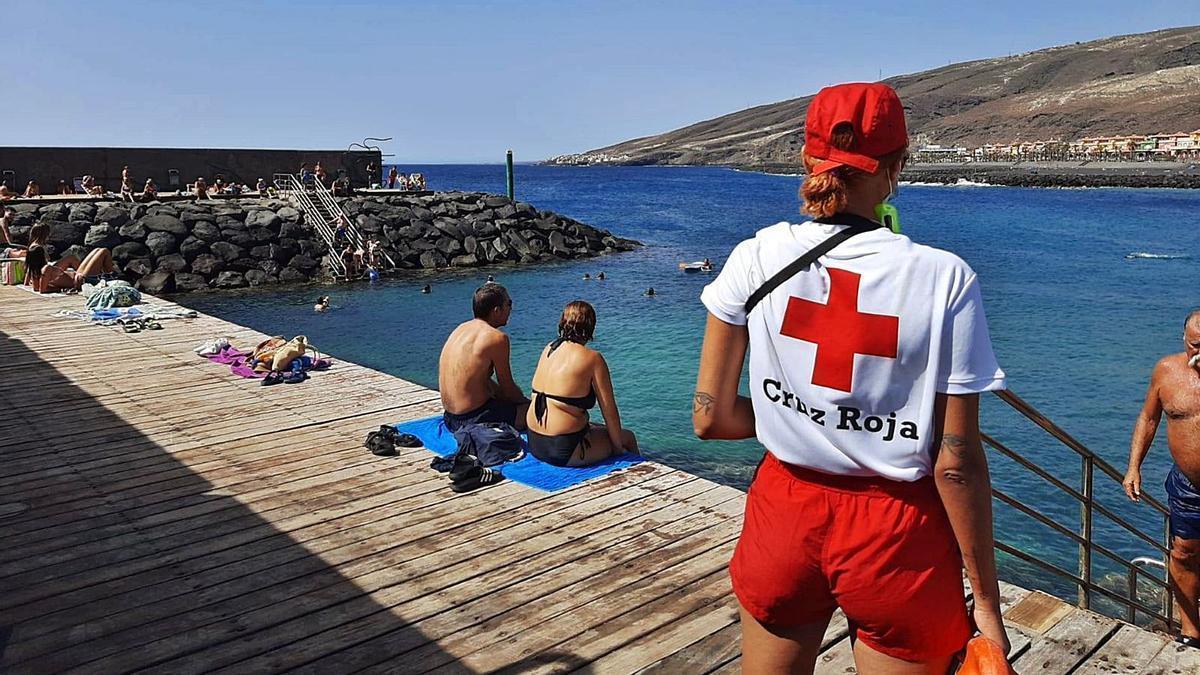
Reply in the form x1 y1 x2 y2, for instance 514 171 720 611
1080 455 1093 610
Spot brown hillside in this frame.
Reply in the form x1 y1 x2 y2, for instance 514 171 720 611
552 26 1200 168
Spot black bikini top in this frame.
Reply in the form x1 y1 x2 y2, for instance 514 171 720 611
532 337 597 425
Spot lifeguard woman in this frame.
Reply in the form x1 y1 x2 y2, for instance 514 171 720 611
694 82 1009 673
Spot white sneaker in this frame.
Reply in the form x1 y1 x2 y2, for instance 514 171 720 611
194 338 230 356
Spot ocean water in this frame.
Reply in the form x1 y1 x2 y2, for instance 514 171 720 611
186 165 1200 604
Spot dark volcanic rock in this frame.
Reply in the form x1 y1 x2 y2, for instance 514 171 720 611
174 273 209 292
279 267 308 283
118 222 148 241
84 223 121 249
136 271 175 294
288 254 320 273
245 210 281 230
215 271 246 288
141 214 188 237
192 221 221 243
124 258 154 278
145 231 178 257
95 205 130 228
113 242 150 265
50 221 86 246
209 242 244 263
155 254 188 273
244 269 274 286
190 254 224 276
250 227 274 243
180 236 209 261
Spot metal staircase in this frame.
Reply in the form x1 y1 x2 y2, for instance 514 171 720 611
272 173 395 279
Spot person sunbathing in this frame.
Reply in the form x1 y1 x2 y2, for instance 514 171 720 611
24 246 117 293
0 185 13 201
22 180 40 198
525 300 637 466
141 178 158 202
80 175 104 195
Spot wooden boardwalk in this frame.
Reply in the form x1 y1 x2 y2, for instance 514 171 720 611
0 286 1193 674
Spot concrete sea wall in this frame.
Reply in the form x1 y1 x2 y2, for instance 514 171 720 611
5 192 640 293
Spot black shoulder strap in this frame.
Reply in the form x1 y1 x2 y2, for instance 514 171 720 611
743 215 881 315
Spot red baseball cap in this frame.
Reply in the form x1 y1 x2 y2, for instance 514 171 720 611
804 83 908 175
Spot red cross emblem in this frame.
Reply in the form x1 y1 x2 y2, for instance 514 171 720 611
779 267 899 392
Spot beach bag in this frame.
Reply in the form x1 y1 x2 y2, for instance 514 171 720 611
251 336 288 371
271 335 321 372
957 636 1015 675
1 258 24 285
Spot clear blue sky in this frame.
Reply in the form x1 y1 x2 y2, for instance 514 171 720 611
7 1 1198 162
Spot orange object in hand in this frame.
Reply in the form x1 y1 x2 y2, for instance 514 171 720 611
958 636 1015 675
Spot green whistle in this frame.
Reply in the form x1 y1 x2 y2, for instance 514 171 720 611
875 203 901 233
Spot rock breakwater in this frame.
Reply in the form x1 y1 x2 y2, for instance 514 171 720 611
4 192 640 294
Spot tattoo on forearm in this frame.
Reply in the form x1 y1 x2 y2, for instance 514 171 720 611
694 391 715 415
941 433 968 458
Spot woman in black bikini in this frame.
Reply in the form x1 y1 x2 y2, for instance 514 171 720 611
525 300 638 467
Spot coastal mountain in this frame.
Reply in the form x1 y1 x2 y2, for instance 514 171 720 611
550 26 1200 169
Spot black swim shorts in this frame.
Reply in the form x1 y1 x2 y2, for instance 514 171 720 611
443 398 519 433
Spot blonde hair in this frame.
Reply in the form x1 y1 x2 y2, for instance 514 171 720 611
800 123 907 219
558 300 596 344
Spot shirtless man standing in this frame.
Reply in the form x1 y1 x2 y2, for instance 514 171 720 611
1125 309 1200 646
438 284 528 433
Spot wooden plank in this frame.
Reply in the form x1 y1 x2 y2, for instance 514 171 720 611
1011 607 1120 674
1072 623 1172 674
1141 639 1200 675
1005 590 1076 634
28 471 697 672
634 620 742 675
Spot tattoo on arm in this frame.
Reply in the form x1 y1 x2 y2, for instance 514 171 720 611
694 391 715 415
940 433 968 458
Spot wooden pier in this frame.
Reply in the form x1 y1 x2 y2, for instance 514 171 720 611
0 287 1195 673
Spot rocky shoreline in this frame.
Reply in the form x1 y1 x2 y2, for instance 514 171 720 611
4 193 640 294
734 161 1200 189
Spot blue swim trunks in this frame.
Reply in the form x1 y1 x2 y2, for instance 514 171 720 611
1165 465 1200 540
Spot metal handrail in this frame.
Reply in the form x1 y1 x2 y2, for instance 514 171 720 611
1128 557 1168 625
989 388 1173 629
273 173 347 277
308 180 397 270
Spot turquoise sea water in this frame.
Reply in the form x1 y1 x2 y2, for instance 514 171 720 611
186 165 1200 604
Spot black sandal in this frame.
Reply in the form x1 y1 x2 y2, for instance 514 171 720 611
1176 635 1200 649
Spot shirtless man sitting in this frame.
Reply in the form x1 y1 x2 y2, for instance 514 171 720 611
1125 308 1200 647
438 284 528 433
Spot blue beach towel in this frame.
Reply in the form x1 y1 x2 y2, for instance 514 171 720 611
394 415 644 492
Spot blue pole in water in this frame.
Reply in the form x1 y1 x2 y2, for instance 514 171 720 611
506 150 514 200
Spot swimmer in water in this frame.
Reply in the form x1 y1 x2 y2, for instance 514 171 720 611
597 271 606 280
314 296 330 312
422 284 431 294
486 274 496 284
583 273 591 281
645 287 656 297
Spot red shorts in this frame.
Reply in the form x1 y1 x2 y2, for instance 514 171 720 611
730 453 971 662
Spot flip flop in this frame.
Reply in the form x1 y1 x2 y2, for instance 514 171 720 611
261 372 284 386
120 319 140 333
396 433 423 448
144 319 163 330
1176 635 1200 649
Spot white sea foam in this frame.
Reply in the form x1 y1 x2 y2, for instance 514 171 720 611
1124 252 1192 260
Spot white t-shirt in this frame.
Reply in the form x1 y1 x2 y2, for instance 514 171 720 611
701 220 1006 481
